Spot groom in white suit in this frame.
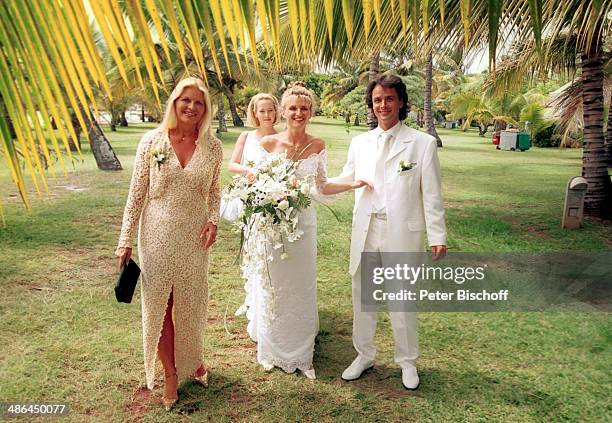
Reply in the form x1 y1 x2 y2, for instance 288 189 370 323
332 74 447 390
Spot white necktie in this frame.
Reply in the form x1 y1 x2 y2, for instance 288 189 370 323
373 132 392 212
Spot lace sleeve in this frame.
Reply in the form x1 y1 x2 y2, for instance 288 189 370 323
115 131 155 255
206 136 223 225
311 150 341 205
315 149 330 193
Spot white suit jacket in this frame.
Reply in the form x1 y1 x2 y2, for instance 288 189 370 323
331 123 447 275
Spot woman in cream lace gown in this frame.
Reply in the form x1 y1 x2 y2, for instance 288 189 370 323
116 77 221 410
250 82 370 379
223 93 280 341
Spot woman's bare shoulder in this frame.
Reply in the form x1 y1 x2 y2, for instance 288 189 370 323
307 136 326 154
237 131 250 143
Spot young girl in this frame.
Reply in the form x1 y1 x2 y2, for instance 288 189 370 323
228 93 279 178
223 93 280 337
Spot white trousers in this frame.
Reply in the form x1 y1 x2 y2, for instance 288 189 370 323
351 215 420 369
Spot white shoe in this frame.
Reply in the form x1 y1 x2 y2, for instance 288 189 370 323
303 369 316 380
260 360 274 371
234 303 247 316
341 356 374 381
401 366 420 390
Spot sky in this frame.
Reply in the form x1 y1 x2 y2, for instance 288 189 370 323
465 47 490 74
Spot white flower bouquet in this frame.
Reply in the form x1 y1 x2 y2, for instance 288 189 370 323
223 152 313 260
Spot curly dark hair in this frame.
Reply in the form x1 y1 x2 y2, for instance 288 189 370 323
365 73 409 121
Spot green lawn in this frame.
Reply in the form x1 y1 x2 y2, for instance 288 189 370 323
0 118 610 422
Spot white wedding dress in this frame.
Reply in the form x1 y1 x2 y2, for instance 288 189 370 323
221 131 265 338
222 131 264 223
243 150 331 375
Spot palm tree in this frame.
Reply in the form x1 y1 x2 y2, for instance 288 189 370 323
2 0 610 216
607 91 612 166
485 29 611 216
449 75 520 136
424 52 443 146
217 95 227 132
367 51 380 129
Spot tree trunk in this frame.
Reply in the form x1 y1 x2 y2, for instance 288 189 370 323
141 104 145 122
67 112 81 152
478 123 487 137
354 114 360 126
119 111 128 127
424 51 443 147
581 50 611 217
367 50 380 130
606 93 612 168
494 119 506 132
227 93 244 127
83 107 122 170
217 95 227 132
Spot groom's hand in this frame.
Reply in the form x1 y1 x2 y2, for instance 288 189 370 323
431 245 447 261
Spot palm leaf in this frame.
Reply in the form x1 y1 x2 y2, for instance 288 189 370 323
341 0 355 46
324 0 335 44
527 0 543 50
363 0 373 42
459 0 471 48
373 0 382 30
487 0 503 69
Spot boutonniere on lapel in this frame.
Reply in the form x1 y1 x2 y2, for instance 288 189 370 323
398 159 416 174
151 146 168 170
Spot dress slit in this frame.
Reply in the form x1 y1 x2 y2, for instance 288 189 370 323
145 284 175 389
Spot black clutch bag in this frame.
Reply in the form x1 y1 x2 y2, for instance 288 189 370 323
115 258 141 303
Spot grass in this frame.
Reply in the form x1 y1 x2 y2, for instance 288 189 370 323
0 118 610 422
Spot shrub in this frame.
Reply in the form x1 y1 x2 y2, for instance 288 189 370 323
532 125 560 148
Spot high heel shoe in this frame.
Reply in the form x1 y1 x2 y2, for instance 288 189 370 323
193 367 209 387
162 373 178 411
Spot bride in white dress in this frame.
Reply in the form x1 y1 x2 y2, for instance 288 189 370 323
222 93 279 341
250 82 370 379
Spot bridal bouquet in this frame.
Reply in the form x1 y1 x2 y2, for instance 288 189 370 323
223 152 313 260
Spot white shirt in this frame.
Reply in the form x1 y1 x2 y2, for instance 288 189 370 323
372 122 402 213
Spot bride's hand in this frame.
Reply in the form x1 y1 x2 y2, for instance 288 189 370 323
245 170 256 185
351 179 373 190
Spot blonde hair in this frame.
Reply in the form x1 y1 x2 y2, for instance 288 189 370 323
280 81 315 112
246 93 280 127
159 77 213 141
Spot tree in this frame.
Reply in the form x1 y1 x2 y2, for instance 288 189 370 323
2 0 609 216
424 52 443 146
367 51 380 129
485 29 611 216
83 108 122 171
217 95 227 133
339 85 368 124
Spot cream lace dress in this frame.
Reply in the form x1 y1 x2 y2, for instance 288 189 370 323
116 128 222 389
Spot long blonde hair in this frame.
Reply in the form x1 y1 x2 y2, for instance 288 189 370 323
159 77 213 141
246 93 280 127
